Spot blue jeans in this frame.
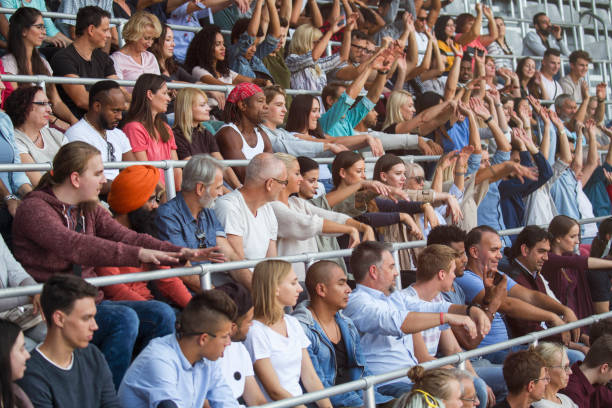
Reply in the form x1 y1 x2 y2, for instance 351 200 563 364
378 381 413 398
471 358 508 402
92 300 176 389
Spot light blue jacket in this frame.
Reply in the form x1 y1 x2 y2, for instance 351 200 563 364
292 301 392 407
0 112 30 195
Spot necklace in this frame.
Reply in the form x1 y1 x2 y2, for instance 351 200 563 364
310 307 340 343
83 116 107 140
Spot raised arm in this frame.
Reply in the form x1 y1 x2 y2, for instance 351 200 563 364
478 6 498 47
312 16 344 61
248 0 265 38
549 109 572 166
266 0 281 38
581 121 601 186
456 3 483 46
444 51 463 100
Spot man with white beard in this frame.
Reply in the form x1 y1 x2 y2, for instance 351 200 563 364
155 155 250 292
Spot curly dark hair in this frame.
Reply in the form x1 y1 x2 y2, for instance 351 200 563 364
184 24 230 79
4 85 42 128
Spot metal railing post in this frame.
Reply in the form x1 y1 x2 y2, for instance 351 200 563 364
392 249 402 290
200 264 212 290
164 163 176 200
362 383 376 408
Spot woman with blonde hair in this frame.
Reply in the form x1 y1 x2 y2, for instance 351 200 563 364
532 342 578 408
172 87 241 188
394 366 462 408
110 11 161 90
244 260 333 408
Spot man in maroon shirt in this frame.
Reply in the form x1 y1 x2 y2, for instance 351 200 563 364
561 335 612 408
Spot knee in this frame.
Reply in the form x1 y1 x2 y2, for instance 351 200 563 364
114 306 140 340
147 301 176 334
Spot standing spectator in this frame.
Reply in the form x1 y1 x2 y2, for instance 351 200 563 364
213 153 284 287
455 5 498 54
64 80 133 192
50 6 121 119
166 0 213 64
4 86 67 187
523 12 570 57
118 290 240 407
3 7 77 129
0 319 33 408
560 335 612 408
532 342 579 408
487 17 514 70
122 74 180 189
243 260 334 407
494 350 548 408
539 49 563 101
110 11 161 91
17 275 120 408
559 51 592 104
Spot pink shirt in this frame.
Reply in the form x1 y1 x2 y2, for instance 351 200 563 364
110 50 160 92
123 121 177 183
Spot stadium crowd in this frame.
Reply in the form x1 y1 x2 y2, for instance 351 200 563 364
0 0 611 407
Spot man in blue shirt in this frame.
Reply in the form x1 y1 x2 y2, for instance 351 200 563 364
343 241 485 398
118 290 239 408
155 155 250 290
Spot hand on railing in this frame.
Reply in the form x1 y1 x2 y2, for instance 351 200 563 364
561 307 580 343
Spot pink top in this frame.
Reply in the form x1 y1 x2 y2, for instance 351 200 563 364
123 121 177 183
110 50 160 91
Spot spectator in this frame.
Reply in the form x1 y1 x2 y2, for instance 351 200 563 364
165 0 214 64
172 88 241 188
4 86 67 187
394 366 463 407
215 82 273 182
343 240 478 398
118 290 240 407
155 155 250 290
516 57 540 98
17 275 119 407
213 153 283 287
110 11 161 91
532 342 579 408
455 5 498 54
98 164 195 309
50 6 122 119
112 0 134 19
0 319 33 408
559 51 592 104
459 55 474 84
539 49 563 101
487 17 514 70
522 12 570 57
494 350 548 408
243 259 333 407
64 80 133 193
214 283 268 406
149 25 199 83
433 15 463 73
122 73 180 188
292 260 393 407
11 141 210 386
452 368 481 408
2 7 76 129
588 218 612 314
504 226 584 360
0 234 45 350
326 30 375 83
580 121 612 217
560 335 612 408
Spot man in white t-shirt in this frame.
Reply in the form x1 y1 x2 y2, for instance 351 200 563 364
539 49 563 101
214 152 284 287
215 283 267 406
414 8 430 64
65 80 132 194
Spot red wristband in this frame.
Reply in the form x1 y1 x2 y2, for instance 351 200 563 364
440 312 444 325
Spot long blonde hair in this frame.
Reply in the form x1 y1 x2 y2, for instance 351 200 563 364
383 90 413 130
252 260 292 325
174 88 208 143
273 152 297 171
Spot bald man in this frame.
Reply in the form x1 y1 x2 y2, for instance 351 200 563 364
292 261 393 407
213 153 286 288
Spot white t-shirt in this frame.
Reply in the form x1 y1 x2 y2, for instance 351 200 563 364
192 65 238 84
243 316 311 401
218 341 254 401
415 31 428 64
1 53 53 77
65 118 132 180
541 74 563 101
14 127 67 164
214 189 278 261
532 393 578 408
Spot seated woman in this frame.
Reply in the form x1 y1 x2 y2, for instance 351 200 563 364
0 319 33 408
244 259 333 408
2 0 71 50
172 88 241 189
4 86 67 187
122 74 180 193
184 24 268 110
110 11 161 92
271 153 374 280
532 342 579 408
3 7 77 130
394 366 462 408
149 25 198 83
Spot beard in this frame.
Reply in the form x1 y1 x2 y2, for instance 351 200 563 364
128 207 159 236
198 190 215 209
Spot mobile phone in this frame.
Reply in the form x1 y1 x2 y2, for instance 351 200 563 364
466 46 476 56
477 49 485 57
493 272 503 285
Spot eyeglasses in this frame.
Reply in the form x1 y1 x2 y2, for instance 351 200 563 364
414 389 440 408
106 140 115 162
461 396 479 403
32 101 53 108
549 365 572 372
351 43 369 52
410 176 425 183
30 23 45 30
533 376 551 383
271 177 289 186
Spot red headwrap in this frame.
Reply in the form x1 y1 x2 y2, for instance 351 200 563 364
226 82 263 104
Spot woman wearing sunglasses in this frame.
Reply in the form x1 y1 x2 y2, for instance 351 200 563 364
394 365 463 408
532 342 578 408
4 85 67 187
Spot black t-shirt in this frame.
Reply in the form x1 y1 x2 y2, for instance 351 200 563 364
332 337 352 386
50 45 116 119
173 126 220 160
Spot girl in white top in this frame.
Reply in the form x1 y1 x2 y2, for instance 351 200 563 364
532 342 579 408
244 260 333 408
271 153 375 280
4 86 67 187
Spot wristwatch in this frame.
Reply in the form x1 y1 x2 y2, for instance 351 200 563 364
3 194 18 203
